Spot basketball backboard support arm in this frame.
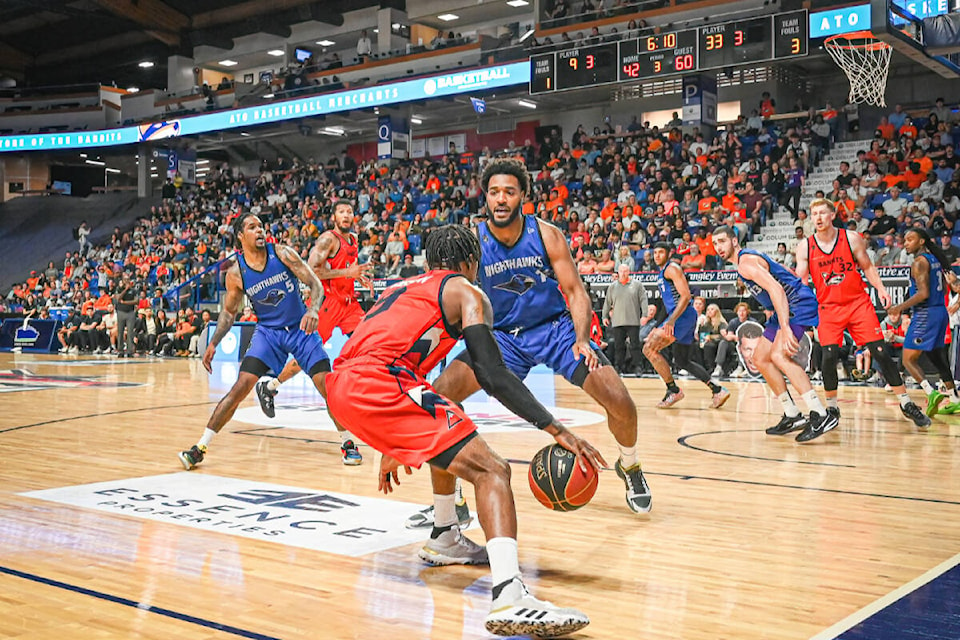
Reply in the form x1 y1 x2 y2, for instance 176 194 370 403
871 0 960 78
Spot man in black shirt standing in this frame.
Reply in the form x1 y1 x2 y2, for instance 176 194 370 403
115 273 138 358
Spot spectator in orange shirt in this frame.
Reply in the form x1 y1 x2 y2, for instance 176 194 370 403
876 116 895 140
578 248 599 274
902 162 926 191
898 116 918 140
834 189 857 221
680 244 706 271
697 191 718 214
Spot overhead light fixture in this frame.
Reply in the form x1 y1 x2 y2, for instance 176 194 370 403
219 59 238 66
79 153 87 158
316 39 335 46
392 22 401 29
517 99 537 109
519 28 535 42
507 0 529 6
411 116 422 125
438 13 459 21
85 159 106 166
105 168 121 174
372 28 379 33
320 126 345 136
263 93 275 99
196 159 210 165
267 49 285 57
240 132 251 137
138 61 154 68
126 87 139 93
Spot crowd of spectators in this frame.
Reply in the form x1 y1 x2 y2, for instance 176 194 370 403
3 93 960 369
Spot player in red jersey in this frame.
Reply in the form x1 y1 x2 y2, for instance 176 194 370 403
795 199 930 428
256 199 372 463
322 225 603 638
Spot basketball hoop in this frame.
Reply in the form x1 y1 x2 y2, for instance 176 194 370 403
824 31 893 107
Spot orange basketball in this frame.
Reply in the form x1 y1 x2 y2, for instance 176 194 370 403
528 443 598 511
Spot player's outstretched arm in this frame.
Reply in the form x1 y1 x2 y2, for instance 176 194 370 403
441 276 606 472
277 244 323 333
203 262 243 373
537 219 600 372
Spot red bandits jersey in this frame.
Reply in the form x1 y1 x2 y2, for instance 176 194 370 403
323 230 359 301
807 230 870 306
808 230 884 346
325 269 477 467
335 270 462 375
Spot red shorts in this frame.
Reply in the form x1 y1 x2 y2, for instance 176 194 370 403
317 298 364 342
325 362 477 468
818 301 883 347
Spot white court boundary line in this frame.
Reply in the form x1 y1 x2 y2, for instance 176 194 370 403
810 551 960 640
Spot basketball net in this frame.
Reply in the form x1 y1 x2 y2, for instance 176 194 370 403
824 31 893 107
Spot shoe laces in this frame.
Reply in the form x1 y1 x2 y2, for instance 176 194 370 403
620 463 647 494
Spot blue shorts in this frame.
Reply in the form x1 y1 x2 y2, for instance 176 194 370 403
493 313 602 387
904 306 949 352
660 307 697 345
244 325 330 376
763 315 810 342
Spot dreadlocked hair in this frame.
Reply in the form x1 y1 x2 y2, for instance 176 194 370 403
232 213 259 249
481 157 530 195
907 227 953 271
425 225 481 271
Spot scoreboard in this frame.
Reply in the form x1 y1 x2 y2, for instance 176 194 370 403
530 10 807 94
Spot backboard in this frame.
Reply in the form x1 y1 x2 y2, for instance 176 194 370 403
872 0 960 77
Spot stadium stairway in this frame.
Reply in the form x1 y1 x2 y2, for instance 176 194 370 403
0 193 159 292
751 140 866 255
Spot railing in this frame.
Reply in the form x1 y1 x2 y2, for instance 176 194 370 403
163 253 235 313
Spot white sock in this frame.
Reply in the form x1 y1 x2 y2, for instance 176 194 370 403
617 444 639 469
487 537 521 590
454 479 465 504
198 428 216 448
826 396 839 409
266 377 280 392
710 376 722 387
920 380 935 395
339 430 355 445
898 393 912 408
433 493 457 528
802 389 825 414
779 392 800 418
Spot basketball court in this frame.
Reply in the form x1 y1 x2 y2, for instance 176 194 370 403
1 352 958 639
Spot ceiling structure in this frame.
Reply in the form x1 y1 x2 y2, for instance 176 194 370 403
0 0 384 89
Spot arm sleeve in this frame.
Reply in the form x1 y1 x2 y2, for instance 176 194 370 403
462 324 555 429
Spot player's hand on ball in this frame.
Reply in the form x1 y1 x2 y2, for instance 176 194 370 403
202 345 217 373
551 425 607 474
300 309 319 334
378 454 412 494
572 340 600 372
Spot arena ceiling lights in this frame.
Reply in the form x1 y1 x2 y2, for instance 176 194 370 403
437 14 459 21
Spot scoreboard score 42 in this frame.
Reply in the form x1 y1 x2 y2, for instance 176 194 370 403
530 9 807 94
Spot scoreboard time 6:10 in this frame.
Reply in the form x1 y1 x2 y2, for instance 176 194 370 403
529 9 807 94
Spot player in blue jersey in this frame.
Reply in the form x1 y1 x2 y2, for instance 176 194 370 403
712 226 838 442
402 159 651 560
886 228 960 420
177 213 362 469
644 242 730 409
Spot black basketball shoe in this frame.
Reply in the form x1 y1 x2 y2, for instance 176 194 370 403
255 380 277 418
795 410 840 443
765 413 807 435
901 401 932 430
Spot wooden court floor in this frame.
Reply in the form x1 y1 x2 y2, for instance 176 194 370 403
1 352 958 640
